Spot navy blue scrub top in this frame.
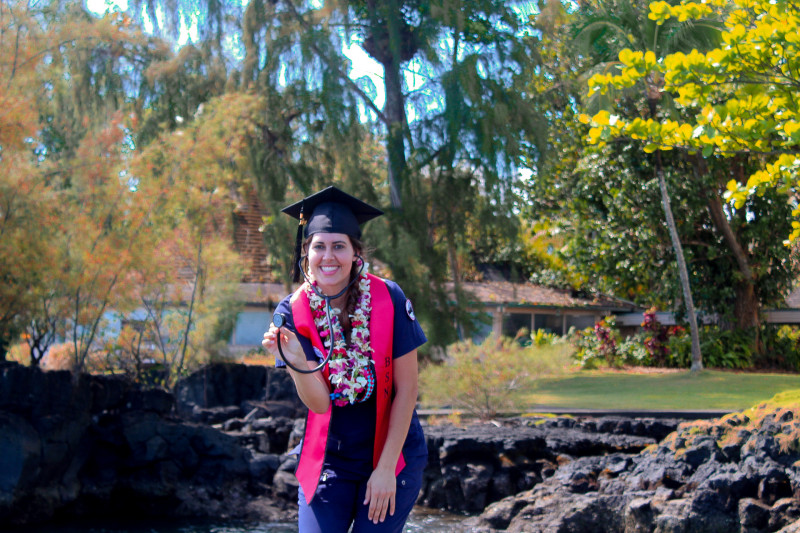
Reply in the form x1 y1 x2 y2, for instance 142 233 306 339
274 278 428 480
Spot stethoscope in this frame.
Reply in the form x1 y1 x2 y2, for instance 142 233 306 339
271 255 365 374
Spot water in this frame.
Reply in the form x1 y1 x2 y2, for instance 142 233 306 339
17 506 472 533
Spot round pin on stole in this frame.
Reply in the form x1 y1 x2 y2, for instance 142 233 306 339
405 299 416 321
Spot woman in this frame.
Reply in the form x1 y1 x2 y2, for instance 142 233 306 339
262 186 428 533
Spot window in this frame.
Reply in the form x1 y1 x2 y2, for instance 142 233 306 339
566 315 596 332
534 314 563 335
232 311 272 346
503 313 532 338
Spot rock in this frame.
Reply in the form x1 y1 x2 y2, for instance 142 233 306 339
625 497 656 532
0 364 286 527
739 497 771 532
173 364 300 418
469 406 800 532
777 518 800 533
249 416 295 454
5 361 800 533
420 419 661 515
771 498 800 531
248 452 281 485
0 412 42 505
122 387 175 415
758 467 793 504
190 404 242 424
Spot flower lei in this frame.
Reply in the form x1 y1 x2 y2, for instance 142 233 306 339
305 272 374 406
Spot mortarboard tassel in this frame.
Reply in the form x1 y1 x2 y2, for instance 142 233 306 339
291 207 305 283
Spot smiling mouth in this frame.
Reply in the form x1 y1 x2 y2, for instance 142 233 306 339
320 265 339 274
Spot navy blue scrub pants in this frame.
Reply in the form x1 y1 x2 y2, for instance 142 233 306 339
297 461 424 533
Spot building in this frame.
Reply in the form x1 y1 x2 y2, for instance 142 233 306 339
448 281 640 343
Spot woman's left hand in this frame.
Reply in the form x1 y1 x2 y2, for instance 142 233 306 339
363 467 396 524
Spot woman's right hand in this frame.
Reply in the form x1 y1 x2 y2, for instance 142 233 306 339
262 324 306 368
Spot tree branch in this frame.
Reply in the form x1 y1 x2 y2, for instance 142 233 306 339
280 0 389 127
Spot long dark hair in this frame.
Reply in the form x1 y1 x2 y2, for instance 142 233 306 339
302 235 365 335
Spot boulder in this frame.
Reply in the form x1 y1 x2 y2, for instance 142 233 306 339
469 406 800 532
0 363 284 526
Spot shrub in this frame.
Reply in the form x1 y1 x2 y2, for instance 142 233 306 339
641 307 671 365
571 316 622 368
572 310 682 368
41 342 81 371
531 329 560 346
668 326 774 370
618 333 650 365
7 342 31 366
420 336 571 420
759 325 800 371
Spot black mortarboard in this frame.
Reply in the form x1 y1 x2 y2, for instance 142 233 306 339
282 186 383 282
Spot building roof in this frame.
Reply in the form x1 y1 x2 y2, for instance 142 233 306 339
448 281 640 312
234 279 640 312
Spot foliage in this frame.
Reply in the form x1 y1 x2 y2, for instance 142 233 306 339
666 326 753 369
667 324 800 372
572 310 685 368
117 0 543 352
7 342 30 366
581 0 800 235
577 0 800 337
761 325 800 371
420 335 571 420
521 0 706 310
0 2 159 361
572 315 622 368
0 2 247 381
531 328 561 346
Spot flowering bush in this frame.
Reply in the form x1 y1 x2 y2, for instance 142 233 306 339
641 307 671 365
572 310 682 368
572 316 622 368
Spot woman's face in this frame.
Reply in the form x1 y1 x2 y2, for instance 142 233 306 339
307 232 356 294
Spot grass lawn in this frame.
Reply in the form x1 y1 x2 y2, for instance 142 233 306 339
527 369 800 412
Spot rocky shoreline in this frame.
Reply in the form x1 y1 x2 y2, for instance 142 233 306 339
2 362 799 532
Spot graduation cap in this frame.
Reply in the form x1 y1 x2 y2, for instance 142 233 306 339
282 186 383 282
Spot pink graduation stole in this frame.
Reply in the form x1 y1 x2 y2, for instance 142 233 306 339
291 273 406 503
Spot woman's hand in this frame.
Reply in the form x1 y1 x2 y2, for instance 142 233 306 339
363 466 396 524
262 324 305 368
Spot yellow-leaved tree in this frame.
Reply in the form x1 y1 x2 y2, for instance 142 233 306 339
581 0 800 356
585 0 800 199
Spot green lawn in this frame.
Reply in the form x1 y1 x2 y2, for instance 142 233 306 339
527 369 800 412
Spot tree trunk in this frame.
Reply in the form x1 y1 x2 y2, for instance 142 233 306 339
383 59 406 210
734 283 760 329
656 154 703 371
361 0 414 210
692 156 759 330
707 194 759 329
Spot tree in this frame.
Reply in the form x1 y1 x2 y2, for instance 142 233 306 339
574 0 729 371
126 92 259 384
582 0 800 339
1 1 245 375
116 0 542 348
0 2 154 360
